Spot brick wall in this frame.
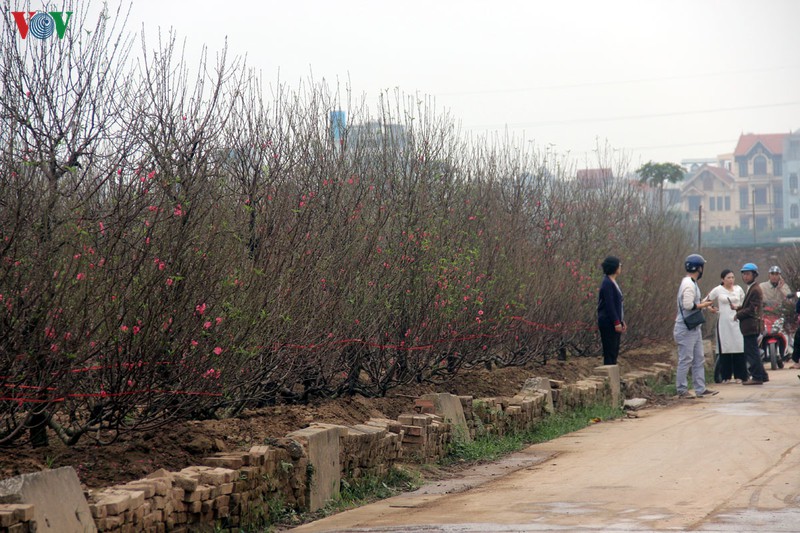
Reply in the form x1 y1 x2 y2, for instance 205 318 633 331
0 365 671 533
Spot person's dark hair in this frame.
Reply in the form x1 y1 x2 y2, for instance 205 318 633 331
601 256 621 276
720 269 733 285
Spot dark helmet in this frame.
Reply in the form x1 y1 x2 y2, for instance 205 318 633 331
684 254 706 273
769 265 781 274
741 262 759 275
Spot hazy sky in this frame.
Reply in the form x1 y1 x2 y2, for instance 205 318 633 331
103 1 800 167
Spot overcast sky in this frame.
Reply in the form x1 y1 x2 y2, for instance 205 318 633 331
110 1 800 167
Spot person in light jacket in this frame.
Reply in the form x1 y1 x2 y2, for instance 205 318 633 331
597 256 625 365
674 254 717 398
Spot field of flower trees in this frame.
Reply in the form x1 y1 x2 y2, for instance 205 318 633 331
0 4 694 449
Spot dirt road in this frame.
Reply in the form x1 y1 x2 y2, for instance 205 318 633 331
291 368 800 532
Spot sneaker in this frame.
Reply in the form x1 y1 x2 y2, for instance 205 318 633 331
742 379 763 385
676 391 696 399
698 389 719 397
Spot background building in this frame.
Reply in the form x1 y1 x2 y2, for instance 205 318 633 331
783 129 800 228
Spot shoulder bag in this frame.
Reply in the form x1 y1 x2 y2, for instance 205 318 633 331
678 283 706 330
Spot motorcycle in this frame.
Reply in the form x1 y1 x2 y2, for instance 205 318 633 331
760 313 792 370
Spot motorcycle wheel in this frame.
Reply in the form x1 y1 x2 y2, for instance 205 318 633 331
768 342 779 370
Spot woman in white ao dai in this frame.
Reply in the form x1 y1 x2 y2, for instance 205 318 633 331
706 269 748 382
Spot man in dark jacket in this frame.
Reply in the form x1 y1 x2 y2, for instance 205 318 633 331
597 256 625 365
733 263 769 384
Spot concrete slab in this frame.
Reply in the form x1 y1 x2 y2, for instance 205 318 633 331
593 364 621 406
0 466 96 532
623 398 648 410
287 423 347 512
420 393 471 442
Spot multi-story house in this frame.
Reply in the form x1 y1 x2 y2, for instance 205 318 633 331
783 129 800 228
680 164 738 233
679 133 791 235
733 133 787 231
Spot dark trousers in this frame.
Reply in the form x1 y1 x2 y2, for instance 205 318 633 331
794 328 800 364
599 326 620 365
718 353 748 381
743 334 768 381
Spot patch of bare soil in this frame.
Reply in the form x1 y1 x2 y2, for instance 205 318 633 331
0 344 674 489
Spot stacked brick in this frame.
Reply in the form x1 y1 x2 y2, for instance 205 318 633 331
458 396 481 438
87 444 307 532
339 418 404 480
557 378 610 411
462 390 549 438
621 363 671 390
469 397 510 437
0 364 669 532
503 392 549 433
0 503 34 532
397 413 450 461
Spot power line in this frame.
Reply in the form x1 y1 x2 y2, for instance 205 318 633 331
468 101 800 129
627 139 738 151
435 64 800 97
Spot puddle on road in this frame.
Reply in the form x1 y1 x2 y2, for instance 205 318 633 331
698 508 800 531
710 402 767 416
318 508 800 532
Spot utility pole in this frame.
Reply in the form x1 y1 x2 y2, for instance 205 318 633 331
752 188 757 245
698 204 702 248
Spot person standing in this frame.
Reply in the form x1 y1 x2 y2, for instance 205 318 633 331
706 269 748 383
732 263 769 385
674 254 717 398
792 296 800 369
759 265 794 362
759 265 793 309
597 256 625 365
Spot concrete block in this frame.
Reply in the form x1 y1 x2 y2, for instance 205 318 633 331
287 424 345 512
624 398 648 410
594 364 621 406
420 393 469 441
0 467 96 532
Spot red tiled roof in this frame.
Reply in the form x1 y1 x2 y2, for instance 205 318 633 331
734 133 788 156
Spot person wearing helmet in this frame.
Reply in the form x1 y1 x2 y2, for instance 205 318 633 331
758 265 793 362
759 265 793 310
731 263 769 385
674 254 717 398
